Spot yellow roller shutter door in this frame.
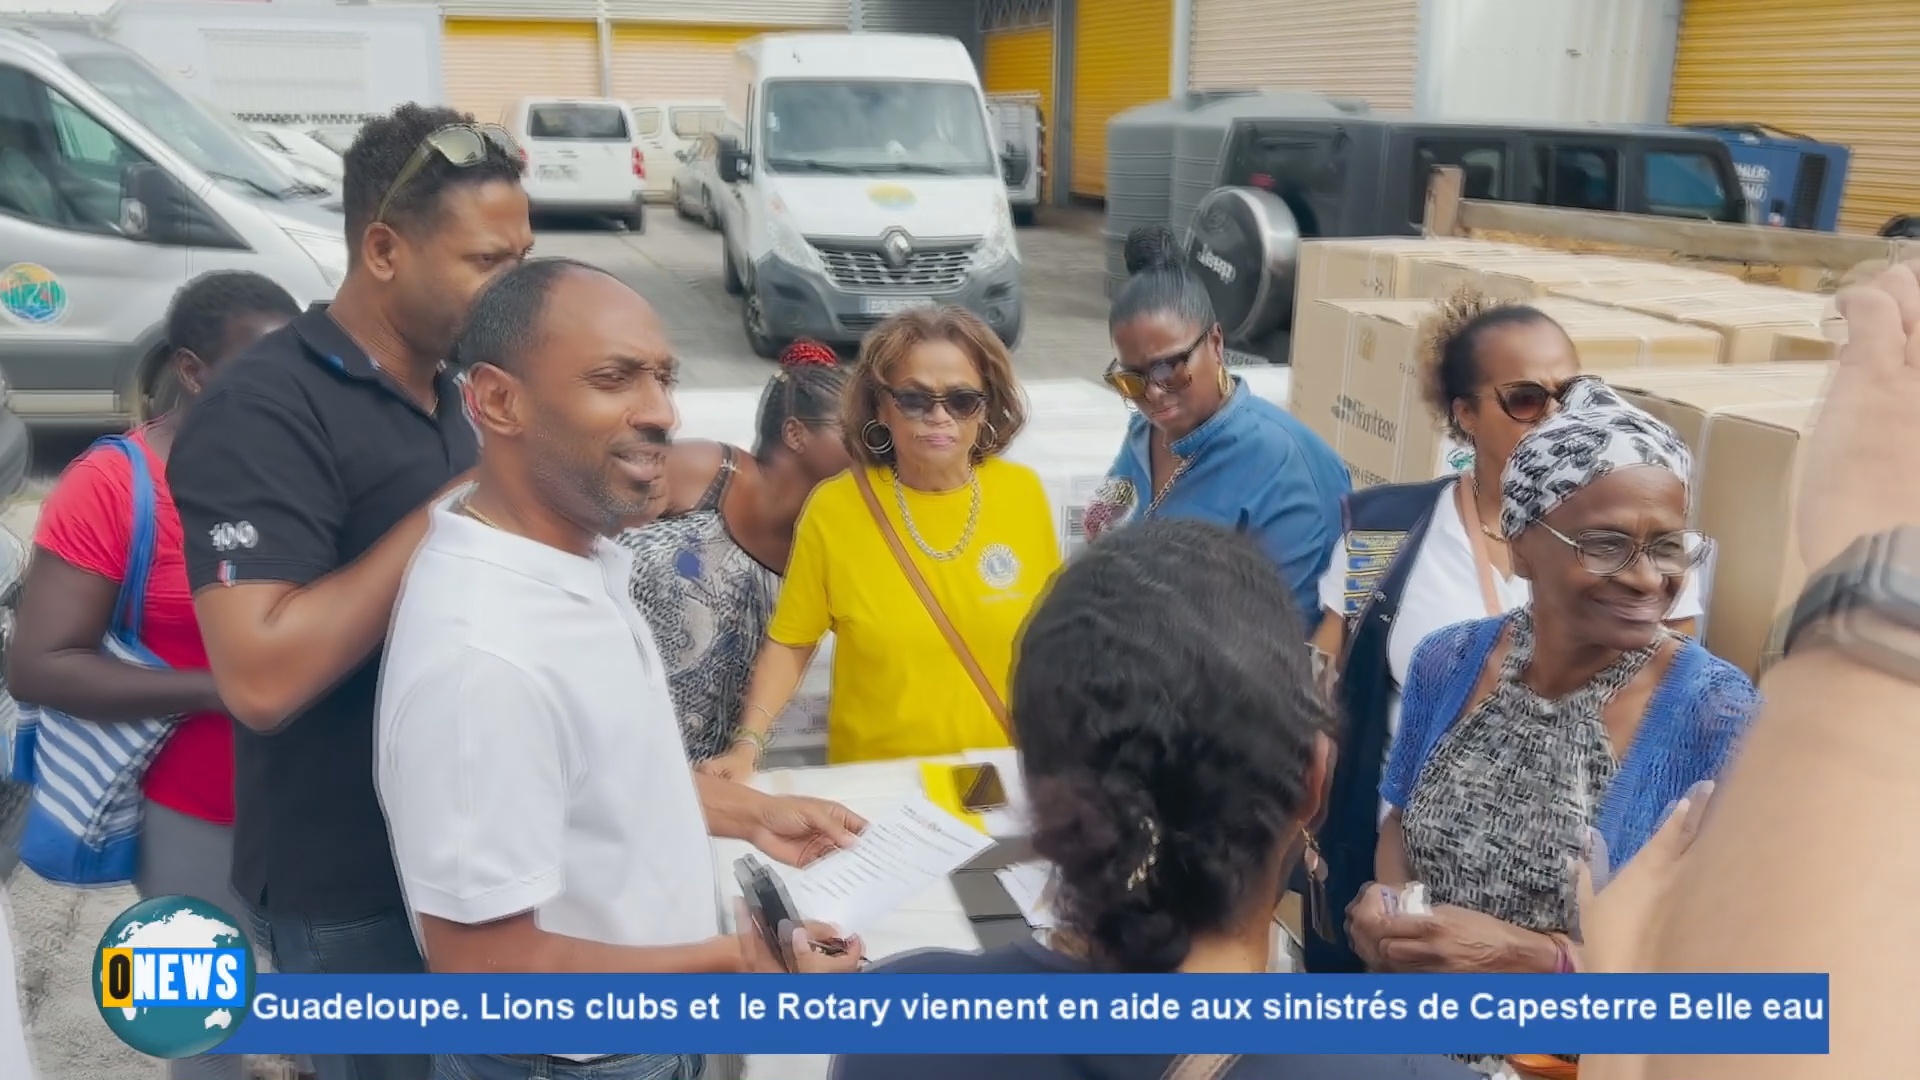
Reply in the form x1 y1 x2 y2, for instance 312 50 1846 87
1071 0 1171 198
443 20 600 126
1670 0 1920 234
609 24 776 103
984 26 1054 125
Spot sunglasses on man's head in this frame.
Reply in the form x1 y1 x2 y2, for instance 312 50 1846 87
374 123 522 225
1103 326 1214 401
1480 377 1581 425
883 385 988 421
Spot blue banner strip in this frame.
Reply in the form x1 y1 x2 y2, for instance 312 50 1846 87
207 973 1829 1056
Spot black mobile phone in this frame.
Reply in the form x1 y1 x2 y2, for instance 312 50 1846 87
734 855 850 970
955 762 1008 813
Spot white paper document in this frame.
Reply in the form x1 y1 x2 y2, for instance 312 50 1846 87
780 796 995 934
994 861 1056 928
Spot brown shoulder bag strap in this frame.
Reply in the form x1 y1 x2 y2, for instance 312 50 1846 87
1162 1054 1242 1080
852 468 1010 735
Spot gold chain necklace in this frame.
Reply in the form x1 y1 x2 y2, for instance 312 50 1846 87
458 495 503 531
891 467 981 561
1147 437 1190 515
1469 470 1507 544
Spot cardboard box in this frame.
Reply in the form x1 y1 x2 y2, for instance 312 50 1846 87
1608 365 1833 461
1528 299 1725 369
1553 283 1841 365
1771 324 1842 364
1294 238 1527 307
1694 400 1821 676
1407 252 1733 304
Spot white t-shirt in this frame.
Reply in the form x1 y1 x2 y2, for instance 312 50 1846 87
377 503 720 1060
1316 478 1705 818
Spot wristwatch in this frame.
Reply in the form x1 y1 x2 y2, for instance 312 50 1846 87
1781 525 1920 684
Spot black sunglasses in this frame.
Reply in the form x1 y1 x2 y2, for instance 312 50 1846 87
1104 327 1214 401
1478 378 1581 425
375 123 521 225
883 385 988 421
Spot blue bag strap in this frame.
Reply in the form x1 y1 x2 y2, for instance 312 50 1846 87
90 435 161 646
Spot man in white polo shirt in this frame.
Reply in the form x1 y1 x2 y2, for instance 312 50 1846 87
376 258 866 1080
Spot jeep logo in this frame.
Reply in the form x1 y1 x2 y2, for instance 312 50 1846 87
1195 246 1235 284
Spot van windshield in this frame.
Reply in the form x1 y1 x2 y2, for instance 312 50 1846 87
527 104 630 141
62 53 309 200
761 79 994 176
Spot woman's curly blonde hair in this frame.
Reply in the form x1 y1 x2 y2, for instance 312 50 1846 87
1420 288 1558 441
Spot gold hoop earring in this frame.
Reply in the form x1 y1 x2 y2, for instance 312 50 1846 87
861 420 894 456
972 419 999 461
1217 362 1233 396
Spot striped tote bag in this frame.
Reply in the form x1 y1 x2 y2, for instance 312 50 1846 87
10 434 181 886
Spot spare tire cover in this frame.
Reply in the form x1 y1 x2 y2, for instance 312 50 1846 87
1185 186 1301 345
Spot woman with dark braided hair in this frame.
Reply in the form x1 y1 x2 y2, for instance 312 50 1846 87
832 520 1473 1080
618 339 850 770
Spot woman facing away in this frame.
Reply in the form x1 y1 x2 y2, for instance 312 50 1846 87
832 519 1473 1080
8 271 301 1080
1302 294 1704 973
1343 379 1757 1070
618 340 850 772
1085 225 1350 634
720 306 1061 771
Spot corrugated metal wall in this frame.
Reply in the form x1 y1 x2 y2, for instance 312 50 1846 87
983 27 1052 122
602 0 846 23
1420 0 1677 122
442 19 600 124
1189 0 1415 110
611 23 821 103
1670 0 1920 234
1071 0 1171 197
858 0 980 61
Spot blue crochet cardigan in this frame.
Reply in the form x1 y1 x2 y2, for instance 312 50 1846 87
1381 616 1761 868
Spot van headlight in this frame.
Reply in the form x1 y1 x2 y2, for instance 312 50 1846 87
971 199 1018 269
281 223 348 288
766 196 824 274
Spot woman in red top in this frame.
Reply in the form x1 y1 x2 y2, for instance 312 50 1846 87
8 271 299 1080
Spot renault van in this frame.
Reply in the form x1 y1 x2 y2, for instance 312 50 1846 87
713 33 1023 358
0 26 346 425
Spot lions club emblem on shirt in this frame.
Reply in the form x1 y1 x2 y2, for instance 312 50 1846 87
978 543 1020 590
1081 477 1139 543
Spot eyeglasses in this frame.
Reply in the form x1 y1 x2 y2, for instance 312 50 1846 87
1539 523 1711 577
374 123 521 225
1103 327 1214 401
883 385 988 421
1478 377 1580 425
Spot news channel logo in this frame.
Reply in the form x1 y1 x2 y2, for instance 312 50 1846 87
93 895 254 1059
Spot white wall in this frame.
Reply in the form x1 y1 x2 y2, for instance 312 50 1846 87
1417 0 1680 124
106 1 444 120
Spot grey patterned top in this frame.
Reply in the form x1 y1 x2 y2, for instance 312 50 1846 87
1400 608 1658 935
618 510 781 762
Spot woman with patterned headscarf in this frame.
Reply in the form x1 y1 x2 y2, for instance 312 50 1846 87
1344 376 1758 991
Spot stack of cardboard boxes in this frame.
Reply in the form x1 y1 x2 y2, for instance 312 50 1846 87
1287 237 1842 676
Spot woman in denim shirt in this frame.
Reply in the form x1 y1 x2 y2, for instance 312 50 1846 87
1083 226 1350 632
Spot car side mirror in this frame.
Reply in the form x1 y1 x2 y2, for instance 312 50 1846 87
716 136 751 183
120 163 241 248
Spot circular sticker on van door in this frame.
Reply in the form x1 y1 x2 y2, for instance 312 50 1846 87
0 263 68 325
868 184 916 209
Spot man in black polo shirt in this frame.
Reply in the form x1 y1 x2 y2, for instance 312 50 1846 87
168 103 532 1080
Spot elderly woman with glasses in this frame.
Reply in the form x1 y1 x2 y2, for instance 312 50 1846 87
1301 294 1706 974
1344 377 1757 1000
729 307 1060 765
1083 226 1350 630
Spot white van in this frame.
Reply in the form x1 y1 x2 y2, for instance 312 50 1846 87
0 26 345 425
630 99 723 202
505 96 645 232
713 33 1023 358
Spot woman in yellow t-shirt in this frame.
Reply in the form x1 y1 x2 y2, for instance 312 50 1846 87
705 306 1062 773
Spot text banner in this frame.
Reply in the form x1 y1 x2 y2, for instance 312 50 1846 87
215 973 1829 1056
